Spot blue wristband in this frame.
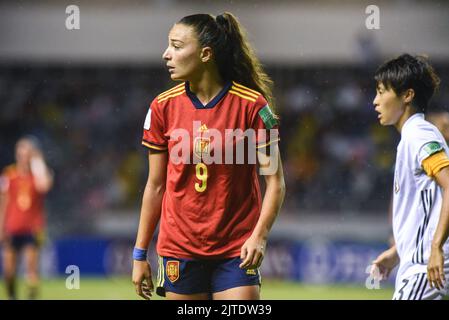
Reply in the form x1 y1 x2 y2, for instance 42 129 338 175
133 247 147 261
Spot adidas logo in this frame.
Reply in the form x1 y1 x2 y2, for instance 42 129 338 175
198 124 209 133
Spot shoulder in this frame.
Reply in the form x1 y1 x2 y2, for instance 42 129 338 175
228 82 271 119
403 117 446 161
403 117 440 142
153 82 186 105
229 81 265 104
1 164 16 177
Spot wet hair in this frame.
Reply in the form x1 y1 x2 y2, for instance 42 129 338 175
374 53 440 113
177 12 276 110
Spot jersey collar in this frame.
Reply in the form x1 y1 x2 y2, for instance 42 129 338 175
402 112 424 132
185 81 232 109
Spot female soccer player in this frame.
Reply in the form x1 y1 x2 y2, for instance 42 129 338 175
371 54 449 299
132 12 285 300
0 136 53 299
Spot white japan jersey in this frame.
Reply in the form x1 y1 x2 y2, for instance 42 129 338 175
393 113 449 278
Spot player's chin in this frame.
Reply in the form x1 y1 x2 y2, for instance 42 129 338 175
378 117 388 126
169 73 184 82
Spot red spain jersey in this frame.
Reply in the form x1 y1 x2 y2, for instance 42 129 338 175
142 81 280 259
0 165 45 235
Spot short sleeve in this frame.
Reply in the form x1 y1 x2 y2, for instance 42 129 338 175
141 99 168 151
418 141 444 165
250 95 280 151
408 124 446 170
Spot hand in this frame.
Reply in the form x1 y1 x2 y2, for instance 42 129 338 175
427 245 446 290
30 146 43 159
371 247 400 281
132 260 153 300
239 235 266 270
30 156 47 178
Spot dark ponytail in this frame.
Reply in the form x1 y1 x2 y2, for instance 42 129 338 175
178 12 276 111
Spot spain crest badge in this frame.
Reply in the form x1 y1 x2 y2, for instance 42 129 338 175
166 260 180 283
194 137 211 158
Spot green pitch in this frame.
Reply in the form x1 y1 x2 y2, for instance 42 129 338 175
0 277 394 300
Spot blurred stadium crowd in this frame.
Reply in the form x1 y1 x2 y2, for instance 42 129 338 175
1 64 448 231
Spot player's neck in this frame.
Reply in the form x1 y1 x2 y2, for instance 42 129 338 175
16 162 31 175
188 69 224 105
395 106 419 133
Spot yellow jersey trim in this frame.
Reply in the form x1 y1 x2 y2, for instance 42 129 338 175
229 90 257 102
157 83 185 100
256 138 280 149
158 90 186 103
142 141 168 151
157 86 184 101
232 81 261 96
230 85 259 99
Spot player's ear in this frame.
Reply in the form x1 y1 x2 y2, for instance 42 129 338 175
403 88 415 104
200 46 213 63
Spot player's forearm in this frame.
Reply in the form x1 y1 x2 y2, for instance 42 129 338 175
252 176 285 240
134 181 165 249
388 244 399 262
0 195 6 234
432 188 449 249
0 209 4 229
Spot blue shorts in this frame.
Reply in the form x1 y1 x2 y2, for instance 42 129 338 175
4 233 40 251
156 256 261 297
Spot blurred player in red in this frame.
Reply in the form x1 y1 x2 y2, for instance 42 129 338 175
132 12 285 300
0 136 53 299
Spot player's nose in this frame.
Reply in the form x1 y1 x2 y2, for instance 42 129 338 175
162 48 171 61
372 94 379 108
